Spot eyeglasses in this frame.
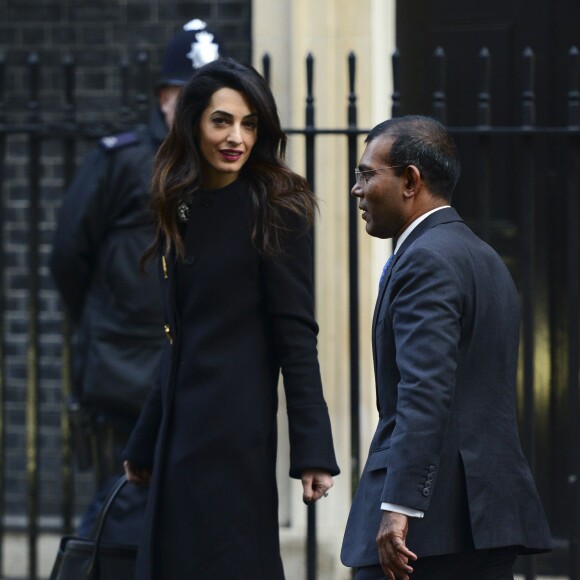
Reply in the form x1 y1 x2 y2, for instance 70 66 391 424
354 165 405 185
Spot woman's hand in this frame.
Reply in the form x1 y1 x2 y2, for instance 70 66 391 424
301 469 334 504
123 460 152 485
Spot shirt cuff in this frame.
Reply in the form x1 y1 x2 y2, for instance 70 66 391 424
381 502 424 518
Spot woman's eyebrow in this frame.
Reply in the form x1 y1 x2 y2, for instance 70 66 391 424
209 110 258 119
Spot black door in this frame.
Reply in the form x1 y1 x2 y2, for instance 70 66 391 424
396 0 580 575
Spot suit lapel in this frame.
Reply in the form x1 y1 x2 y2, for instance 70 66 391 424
370 207 464 395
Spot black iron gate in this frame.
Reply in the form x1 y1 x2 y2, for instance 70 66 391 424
0 45 579 579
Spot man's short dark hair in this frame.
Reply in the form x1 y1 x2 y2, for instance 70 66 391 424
366 115 461 201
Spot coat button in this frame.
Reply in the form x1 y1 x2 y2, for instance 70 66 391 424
164 324 174 345
422 488 430 497
427 473 434 482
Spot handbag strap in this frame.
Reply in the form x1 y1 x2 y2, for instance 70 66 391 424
86 475 131 579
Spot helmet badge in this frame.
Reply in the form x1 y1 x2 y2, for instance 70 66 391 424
186 31 220 69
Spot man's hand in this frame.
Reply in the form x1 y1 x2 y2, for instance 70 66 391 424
123 460 152 485
301 469 333 504
376 511 417 580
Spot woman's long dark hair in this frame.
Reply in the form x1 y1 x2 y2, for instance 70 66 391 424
148 58 316 261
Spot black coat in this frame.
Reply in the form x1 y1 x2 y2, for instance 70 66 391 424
124 178 339 579
341 208 551 567
50 108 167 424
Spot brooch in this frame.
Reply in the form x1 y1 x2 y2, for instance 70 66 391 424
177 201 190 223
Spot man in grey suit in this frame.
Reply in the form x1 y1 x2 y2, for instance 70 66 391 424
341 115 551 579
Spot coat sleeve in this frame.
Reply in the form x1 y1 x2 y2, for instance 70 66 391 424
381 246 462 511
122 368 163 469
49 147 112 324
261 211 340 479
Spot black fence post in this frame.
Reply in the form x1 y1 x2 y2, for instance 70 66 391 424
136 51 150 126
119 53 130 128
566 45 580 580
520 46 537 580
391 49 400 119
26 51 41 580
347 52 360 505
304 52 318 580
60 53 76 536
262 53 271 87
476 47 492 242
432 47 447 124
0 48 6 576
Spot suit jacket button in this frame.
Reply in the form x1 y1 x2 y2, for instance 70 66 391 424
429 465 436 473
422 488 430 497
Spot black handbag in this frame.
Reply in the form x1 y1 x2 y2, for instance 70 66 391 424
49 475 138 580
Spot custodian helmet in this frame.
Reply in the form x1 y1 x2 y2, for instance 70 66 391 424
157 19 221 88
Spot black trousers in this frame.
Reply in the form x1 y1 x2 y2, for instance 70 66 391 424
354 546 519 580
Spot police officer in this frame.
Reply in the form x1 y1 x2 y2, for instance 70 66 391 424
50 19 222 541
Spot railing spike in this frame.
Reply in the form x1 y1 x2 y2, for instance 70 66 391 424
262 53 271 86
391 48 400 118
567 46 579 127
432 47 446 124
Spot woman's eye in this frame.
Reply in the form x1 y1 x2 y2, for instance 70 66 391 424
212 117 227 126
243 121 257 130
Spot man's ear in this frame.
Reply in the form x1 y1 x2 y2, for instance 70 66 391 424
402 165 421 198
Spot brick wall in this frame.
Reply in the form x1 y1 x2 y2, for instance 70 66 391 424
0 0 251 525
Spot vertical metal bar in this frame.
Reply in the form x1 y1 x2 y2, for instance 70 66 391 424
0 49 6 576
60 53 76 535
566 44 580 580
26 51 41 580
432 47 447 124
262 53 271 87
119 53 130 127
135 51 149 125
305 54 315 185
347 52 360 502
476 47 492 242
391 49 400 119
520 46 537 580
304 52 318 580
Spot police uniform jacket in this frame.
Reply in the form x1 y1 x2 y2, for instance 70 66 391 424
50 107 168 426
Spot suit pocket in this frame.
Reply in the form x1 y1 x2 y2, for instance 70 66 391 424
365 446 390 472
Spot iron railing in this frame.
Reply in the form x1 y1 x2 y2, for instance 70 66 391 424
0 45 579 579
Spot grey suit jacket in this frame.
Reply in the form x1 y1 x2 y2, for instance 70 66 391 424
341 207 551 567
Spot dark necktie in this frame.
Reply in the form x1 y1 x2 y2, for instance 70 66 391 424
379 254 394 287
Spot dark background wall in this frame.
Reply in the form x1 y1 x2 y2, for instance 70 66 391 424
0 0 251 524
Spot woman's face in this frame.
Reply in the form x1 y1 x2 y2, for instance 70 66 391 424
198 87 258 189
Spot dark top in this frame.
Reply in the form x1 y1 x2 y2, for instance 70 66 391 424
49 107 168 425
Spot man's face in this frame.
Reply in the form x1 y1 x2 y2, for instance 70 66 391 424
351 137 407 239
158 86 182 129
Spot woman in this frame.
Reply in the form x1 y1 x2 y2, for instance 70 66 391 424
122 58 339 579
